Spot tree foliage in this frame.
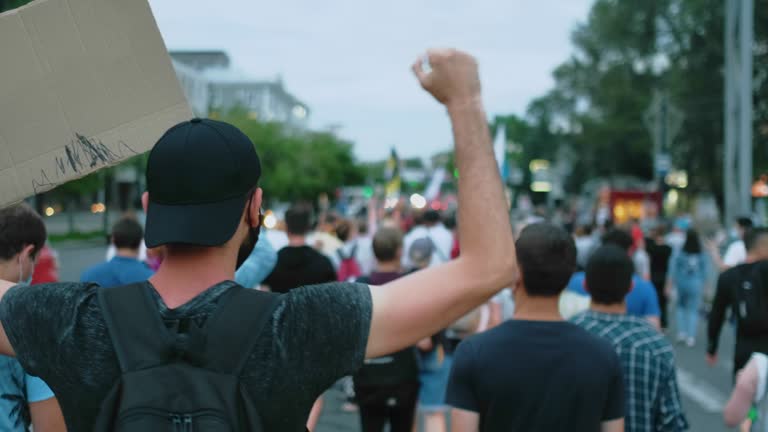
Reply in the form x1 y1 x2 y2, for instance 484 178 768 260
224 109 364 203
517 0 768 201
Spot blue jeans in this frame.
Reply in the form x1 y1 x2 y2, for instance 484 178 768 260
676 281 702 338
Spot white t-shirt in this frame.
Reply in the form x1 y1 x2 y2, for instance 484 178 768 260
492 288 515 322
401 224 454 269
724 240 747 267
106 241 147 262
633 249 651 279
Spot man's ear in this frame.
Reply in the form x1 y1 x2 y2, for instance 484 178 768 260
19 244 36 263
141 192 149 213
249 188 263 228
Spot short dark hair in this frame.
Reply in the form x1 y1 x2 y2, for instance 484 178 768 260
112 218 144 250
515 223 576 297
285 204 312 235
682 229 702 254
0 203 46 261
601 229 633 253
737 217 754 230
586 245 634 305
423 210 441 225
335 220 353 242
744 228 768 252
357 218 368 236
373 227 403 262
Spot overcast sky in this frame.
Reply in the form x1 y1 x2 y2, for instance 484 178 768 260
148 0 593 162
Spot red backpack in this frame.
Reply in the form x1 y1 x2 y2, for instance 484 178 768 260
337 244 362 282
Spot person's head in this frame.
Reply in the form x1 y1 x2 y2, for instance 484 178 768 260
745 228 768 260
423 210 441 227
682 229 702 254
651 224 667 241
284 204 313 236
111 218 144 251
736 217 754 238
319 213 339 234
585 245 634 306
335 219 357 243
357 218 368 236
408 238 434 269
142 118 263 271
574 225 592 237
0 203 46 283
514 223 576 298
373 227 404 264
601 229 634 254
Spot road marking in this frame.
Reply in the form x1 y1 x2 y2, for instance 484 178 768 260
676 368 729 413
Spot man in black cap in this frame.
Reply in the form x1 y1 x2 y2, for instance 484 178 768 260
0 49 517 431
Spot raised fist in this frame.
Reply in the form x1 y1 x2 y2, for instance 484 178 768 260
412 49 481 107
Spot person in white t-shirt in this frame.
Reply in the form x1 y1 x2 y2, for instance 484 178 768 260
711 217 753 271
402 210 453 269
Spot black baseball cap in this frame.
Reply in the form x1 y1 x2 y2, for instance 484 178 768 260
144 118 261 248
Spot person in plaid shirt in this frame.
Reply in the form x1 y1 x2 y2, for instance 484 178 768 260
572 245 689 432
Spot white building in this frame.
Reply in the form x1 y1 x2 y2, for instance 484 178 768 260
169 51 309 129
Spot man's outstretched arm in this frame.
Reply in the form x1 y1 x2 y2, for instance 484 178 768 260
366 49 516 359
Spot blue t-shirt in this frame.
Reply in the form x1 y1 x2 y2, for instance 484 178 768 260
567 272 661 318
0 355 54 431
81 256 154 288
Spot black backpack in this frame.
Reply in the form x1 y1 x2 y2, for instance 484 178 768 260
733 263 768 335
93 283 280 432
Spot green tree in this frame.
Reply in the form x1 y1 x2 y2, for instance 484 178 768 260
224 109 364 203
529 0 768 204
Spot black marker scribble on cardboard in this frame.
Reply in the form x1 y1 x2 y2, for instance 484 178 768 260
31 134 139 193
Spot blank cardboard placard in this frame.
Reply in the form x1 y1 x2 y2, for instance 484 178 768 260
0 0 192 207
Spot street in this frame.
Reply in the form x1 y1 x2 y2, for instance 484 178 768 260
56 241 739 431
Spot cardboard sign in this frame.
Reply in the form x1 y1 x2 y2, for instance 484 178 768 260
0 0 192 207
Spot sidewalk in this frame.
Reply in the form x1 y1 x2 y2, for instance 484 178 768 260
316 385 359 432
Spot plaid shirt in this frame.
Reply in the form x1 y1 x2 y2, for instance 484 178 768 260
572 311 689 432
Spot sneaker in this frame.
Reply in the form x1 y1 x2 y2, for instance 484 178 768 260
686 338 695 348
676 334 687 344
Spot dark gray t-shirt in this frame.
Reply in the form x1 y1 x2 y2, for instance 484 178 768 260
0 280 372 432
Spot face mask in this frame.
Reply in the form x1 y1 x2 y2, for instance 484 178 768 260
236 225 261 270
236 194 262 270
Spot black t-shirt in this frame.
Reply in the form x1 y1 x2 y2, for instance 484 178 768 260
646 239 673 287
446 320 624 432
263 245 337 293
0 280 372 432
354 272 419 389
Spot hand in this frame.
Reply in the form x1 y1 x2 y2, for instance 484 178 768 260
417 337 433 352
412 49 481 107
706 353 717 367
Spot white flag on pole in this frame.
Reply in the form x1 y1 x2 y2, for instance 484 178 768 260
424 167 446 201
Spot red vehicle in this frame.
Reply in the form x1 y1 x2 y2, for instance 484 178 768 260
31 244 59 284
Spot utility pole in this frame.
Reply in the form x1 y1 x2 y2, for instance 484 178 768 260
723 0 754 225
644 92 683 187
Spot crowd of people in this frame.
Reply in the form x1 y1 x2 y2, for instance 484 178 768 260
0 48 766 432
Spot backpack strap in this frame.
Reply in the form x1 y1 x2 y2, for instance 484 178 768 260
98 283 173 372
202 286 281 374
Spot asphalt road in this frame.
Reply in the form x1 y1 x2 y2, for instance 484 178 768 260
55 241 739 431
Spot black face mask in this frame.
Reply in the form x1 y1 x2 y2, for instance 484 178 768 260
236 194 262 271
